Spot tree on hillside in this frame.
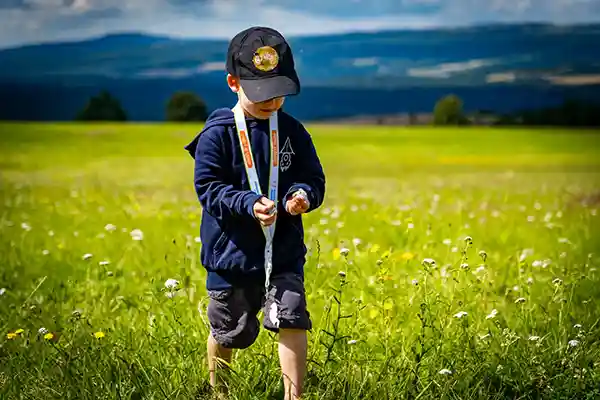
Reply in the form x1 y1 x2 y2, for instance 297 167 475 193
433 94 469 125
165 91 208 122
75 90 127 121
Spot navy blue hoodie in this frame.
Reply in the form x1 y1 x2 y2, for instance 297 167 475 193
184 107 325 290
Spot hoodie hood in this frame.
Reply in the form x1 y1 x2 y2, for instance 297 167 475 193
184 107 235 159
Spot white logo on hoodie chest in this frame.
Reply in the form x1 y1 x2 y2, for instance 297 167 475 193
279 137 294 172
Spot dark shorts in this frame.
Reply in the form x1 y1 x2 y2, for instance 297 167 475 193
206 272 311 349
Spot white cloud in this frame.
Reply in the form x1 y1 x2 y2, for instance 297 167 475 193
407 59 497 79
0 0 599 48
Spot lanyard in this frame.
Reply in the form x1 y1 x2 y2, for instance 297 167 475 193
232 103 279 289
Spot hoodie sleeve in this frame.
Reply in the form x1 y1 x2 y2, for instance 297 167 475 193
193 126 263 220
284 122 326 213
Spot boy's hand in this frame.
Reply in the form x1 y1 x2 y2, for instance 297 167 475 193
285 190 310 216
253 197 277 226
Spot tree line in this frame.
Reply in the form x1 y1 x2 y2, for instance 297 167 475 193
75 90 600 127
76 90 208 122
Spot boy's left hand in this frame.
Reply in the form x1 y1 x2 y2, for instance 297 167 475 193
285 190 310 216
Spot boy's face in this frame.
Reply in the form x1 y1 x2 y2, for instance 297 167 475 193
227 74 285 120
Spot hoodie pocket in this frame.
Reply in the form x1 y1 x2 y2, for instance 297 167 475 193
213 231 229 261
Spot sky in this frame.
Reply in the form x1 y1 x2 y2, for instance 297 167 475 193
1 0 599 49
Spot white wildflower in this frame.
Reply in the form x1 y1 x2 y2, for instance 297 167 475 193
568 339 580 347
21 222 31 231
438 369 452 375
451 246 459 253
130 229 144 241
515 297 526 304
422 258 436 267
164 278 179 290
350 205 358 212
534 202 542 210
513 285 520 292
165 291 176 299
558 237 570 244
532 260 543 268
443 238 452 246
38 327 49 335
99 260 110 266
338 271 346 278
486 309 498 319
527 215 535 222
339 248 350 257
475 265 485 273
319 218 328 225
0 288 6 296
479 333 491 340
42 249 50 256
460 263 469 269
464 236 473 244
560 252 567 259
491 210 500 218
336 221 344 229
407 223 414 229
552 278 563 286
194 237 201 243
528 335 540 341
82 253 93 260
390 220 401 226
104 224 117 232
527 277 534 285
411 278 419 286
574 324 582 329
347 339 358 345
519 248 534 262
454 311 468 319
48 230 54 237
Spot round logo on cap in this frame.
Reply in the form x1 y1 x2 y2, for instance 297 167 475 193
252 46 279 72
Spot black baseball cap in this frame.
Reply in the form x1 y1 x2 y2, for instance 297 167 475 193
226 26 301 103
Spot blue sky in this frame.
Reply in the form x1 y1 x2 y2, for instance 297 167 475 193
1 0 600 48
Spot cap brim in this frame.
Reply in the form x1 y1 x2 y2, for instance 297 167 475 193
240 75 300 103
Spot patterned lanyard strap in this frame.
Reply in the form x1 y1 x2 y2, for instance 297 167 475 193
232 104 279 289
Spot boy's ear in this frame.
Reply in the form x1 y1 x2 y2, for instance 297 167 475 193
227 74 240 93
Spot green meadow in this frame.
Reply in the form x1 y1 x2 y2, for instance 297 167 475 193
1 122 599 399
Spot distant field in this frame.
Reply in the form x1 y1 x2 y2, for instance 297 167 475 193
1 122 599 399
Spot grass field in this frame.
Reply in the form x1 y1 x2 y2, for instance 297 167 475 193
1 122 599 399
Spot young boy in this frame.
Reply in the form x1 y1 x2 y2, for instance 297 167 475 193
184 26 326 399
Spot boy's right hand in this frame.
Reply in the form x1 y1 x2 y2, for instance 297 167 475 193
253 197 277 226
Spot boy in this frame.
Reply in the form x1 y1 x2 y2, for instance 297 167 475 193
184 26 326 400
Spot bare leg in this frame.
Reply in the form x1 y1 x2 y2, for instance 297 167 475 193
278 329 307 400
207 333 232 395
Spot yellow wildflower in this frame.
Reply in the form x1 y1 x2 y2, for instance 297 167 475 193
44 333 54 340
14 328 24 334
369 309 379 319
332 248 341 261
6 332 17 340
93 331 105 339
401 252 415 260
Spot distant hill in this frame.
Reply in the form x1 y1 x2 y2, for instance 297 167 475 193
1 23 599 122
